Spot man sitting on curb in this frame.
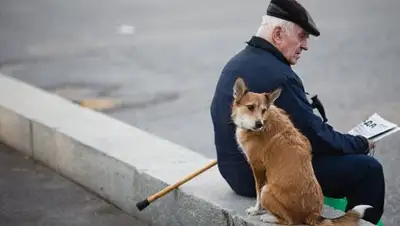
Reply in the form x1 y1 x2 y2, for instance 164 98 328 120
209 0 385 224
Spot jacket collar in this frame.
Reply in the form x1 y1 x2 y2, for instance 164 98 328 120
246 36 291 65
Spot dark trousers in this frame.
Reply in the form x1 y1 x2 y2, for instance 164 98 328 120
218 154 385 225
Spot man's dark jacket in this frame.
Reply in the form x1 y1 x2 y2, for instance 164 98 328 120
209 36 369 196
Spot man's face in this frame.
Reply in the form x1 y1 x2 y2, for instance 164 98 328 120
275 25 309 65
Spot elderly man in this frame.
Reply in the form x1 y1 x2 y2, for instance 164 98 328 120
209 0 385 224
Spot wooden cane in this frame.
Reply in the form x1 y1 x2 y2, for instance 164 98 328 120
136 159 218 211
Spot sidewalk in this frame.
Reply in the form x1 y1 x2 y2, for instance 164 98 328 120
0 142 147 226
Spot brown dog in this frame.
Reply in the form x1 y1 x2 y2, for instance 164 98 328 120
231 77 372 225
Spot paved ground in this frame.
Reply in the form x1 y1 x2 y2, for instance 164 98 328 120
1 0 400 158
0 143 148 226
1 0 400 225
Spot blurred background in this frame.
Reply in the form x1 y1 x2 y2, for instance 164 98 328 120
1 0 399 225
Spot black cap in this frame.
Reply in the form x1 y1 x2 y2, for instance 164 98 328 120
266 0 320 36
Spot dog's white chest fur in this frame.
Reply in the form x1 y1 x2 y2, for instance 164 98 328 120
235 127 251 161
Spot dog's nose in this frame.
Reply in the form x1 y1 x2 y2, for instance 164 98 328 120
254 120 263 129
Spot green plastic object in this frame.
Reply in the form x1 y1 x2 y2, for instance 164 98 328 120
324 196 383 226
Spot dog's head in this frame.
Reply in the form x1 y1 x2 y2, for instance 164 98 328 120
231 77 281 131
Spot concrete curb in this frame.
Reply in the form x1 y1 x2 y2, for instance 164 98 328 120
0 74 374 226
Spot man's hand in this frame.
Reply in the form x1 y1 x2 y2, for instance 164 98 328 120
356 135 375 155
369 140 376 149
368 140 376 156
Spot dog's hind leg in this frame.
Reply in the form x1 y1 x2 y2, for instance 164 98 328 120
260 184 293 225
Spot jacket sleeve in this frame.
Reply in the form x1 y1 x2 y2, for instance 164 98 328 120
275 77 370 156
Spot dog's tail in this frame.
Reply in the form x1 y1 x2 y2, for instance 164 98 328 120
305 205 373 226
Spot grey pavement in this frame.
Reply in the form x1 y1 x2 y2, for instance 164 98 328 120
1 0 400 225
0 143 148 226
1 0 400 158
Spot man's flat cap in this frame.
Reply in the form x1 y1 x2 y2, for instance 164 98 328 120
266 0 320 36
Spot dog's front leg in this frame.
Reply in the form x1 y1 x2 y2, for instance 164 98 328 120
246 164 267 216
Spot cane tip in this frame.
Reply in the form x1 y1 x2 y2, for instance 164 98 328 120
136 199 150 211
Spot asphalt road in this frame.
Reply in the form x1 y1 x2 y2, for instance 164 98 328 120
0 143 147 226
1 0 400 225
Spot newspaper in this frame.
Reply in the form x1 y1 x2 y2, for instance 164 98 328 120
348 113 400 142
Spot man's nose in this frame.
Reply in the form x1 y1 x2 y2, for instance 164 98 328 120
301 40 308 51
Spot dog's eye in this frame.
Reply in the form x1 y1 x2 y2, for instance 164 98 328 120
247 105 254 111
261 108 266 114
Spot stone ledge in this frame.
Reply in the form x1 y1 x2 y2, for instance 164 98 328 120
0 74 374 226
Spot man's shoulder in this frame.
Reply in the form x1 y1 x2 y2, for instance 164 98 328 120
221 48 295 89
224 46 288 69
225 47 289 74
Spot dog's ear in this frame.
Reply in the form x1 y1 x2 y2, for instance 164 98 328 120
233 77 248 101
265 88 282 104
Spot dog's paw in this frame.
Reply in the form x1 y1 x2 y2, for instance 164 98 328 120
260 214 278 223
246 206 265 216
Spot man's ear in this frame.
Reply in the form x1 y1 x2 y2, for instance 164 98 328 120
233 77 248 100
272 26 283 45
266 88 282 104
